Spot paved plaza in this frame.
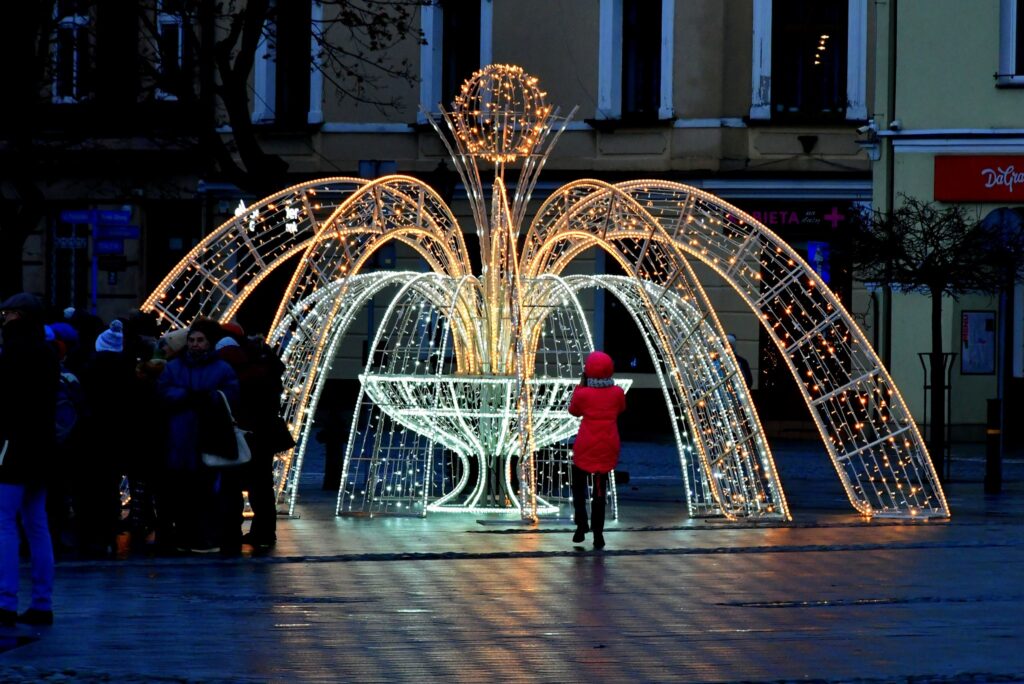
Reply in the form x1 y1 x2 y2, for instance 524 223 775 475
0 439 1021 683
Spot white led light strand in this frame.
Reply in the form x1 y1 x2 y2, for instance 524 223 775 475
143 65 948 521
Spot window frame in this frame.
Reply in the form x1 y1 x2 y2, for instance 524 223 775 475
252 0 323 124
51 2 92 104
998 0 1024 87
155 2 186 101
750 0 868 121
596 0 674 121
418 0 493 122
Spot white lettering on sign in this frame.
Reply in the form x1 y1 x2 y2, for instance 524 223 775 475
750 211 800 225
981 165 1024 194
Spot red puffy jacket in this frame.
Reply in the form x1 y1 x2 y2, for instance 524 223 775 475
568 351 626 474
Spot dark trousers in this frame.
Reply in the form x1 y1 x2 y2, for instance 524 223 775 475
164 468 217 550
242 445 277 542
571 464 608 534
214 467 244 552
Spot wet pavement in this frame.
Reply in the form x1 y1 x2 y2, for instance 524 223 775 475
0 439 1022 683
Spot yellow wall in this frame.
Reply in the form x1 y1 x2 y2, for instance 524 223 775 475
896 0 1020 129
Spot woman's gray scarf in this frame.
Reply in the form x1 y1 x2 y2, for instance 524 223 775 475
586 377 615 388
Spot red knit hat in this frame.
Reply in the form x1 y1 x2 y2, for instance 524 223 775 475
222 322 245 338
583 351 615 379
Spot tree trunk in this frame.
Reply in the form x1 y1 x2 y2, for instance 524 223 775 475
928 288 946 482
0 180 46 297
0 226 28 296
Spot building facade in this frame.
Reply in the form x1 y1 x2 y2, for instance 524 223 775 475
864 0 1024 442
4 0 879 437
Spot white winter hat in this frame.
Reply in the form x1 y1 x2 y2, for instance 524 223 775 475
215 336 239 351
95 319 124 353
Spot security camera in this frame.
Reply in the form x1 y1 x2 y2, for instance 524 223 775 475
888 119 902 131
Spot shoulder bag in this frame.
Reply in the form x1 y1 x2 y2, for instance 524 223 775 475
201 391 253 468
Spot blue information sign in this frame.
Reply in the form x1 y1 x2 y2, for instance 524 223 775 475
60 210 93 224
96 209 132 224
59 209 133 225
94 224 140 240
93 238 125 255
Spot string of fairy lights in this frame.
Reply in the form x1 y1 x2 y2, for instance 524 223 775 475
141 64 948 521
565 275 787 519
332 269 633 517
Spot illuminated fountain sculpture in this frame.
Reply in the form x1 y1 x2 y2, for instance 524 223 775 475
143 65 949 521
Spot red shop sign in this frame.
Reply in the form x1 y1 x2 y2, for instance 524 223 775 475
934 155 1024 202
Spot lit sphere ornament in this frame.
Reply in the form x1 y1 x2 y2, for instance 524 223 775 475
450 64 552 163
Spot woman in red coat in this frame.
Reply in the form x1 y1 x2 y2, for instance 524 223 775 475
568 351 626 548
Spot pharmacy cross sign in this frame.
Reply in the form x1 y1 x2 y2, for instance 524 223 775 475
824 206 846 228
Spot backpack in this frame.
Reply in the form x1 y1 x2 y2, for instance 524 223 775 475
55 369 84 446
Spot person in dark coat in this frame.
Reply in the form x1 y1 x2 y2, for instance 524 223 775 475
62 307 104 377
316 404 347 493
76 319 135 558
140 328 188 552
726 333 753 389
568 351 626 549
158 318 239 553
216 324 292 550
45 324 84 558
0 292 60 625
126 353 167 550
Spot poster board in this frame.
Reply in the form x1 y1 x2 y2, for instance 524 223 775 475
961 310 996 375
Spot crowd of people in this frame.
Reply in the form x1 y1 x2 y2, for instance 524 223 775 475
0 291 632 627
0 292 292 567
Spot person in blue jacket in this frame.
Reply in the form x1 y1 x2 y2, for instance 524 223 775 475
158 318 239 553
0 292 59 625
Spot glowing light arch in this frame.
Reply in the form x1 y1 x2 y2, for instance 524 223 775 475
525 180 949 518
142 64 948 521
564 274 788 519
142 177 369 327
272 270 457 505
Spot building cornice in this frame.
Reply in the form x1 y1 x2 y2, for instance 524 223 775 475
881 129 1024 154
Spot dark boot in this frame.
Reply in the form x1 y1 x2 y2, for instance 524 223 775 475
571 465 590 543
591 491 606 549
572 503 590 543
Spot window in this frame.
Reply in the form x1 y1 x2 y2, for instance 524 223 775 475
253 0 314 126
155 0 189 100
597 0 673 121
274 1 312 127
999 0 1024 86
1019 1 1024 73
358 160 397 179
772 2 847 118
419 1 491 118
52 0 93 103
440 0 481 108
621 0 661 118
750 0 868 121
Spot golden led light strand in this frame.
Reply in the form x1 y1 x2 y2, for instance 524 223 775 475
143 65 947 520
